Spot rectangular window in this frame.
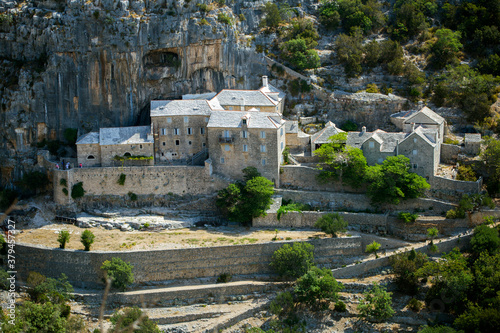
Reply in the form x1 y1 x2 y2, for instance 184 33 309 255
260 131 266 139
174 128 180 135
184 116 188 123
187 128 192 135
220 157 225 164
242 119 247 125
175 140 180 146
202 142 206 147
140 144 143 149
260 145 266 153
162 142 165 146
280 128 284 136
242 130 248 138
205 117 209 122
224 130 230 138
161 128 167 135
228 107 233 110
413 163 418 169
225 144 230 151
200 127 205 135
243 144 248 152
188 141 192 145
281 142 284 150
262 159 266 166
369 141 374 148
167 117 172 123
413 149 418 155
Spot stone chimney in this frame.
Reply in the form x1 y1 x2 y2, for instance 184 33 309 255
361 126 366 133
262 75 268 87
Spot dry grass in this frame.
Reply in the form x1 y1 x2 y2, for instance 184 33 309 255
16 224 327 251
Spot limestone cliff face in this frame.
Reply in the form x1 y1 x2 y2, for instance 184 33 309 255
0 0 268 185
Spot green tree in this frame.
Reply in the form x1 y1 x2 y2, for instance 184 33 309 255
481 137 500 194
390 249 428 295
314 213 348 237
216 172 274 225
471 252 500 304
319 1 340 30
334 31 363 77
315 134 368 189
21 171 49 194
366 155 430 205
357 282 395 321
470 224 500 255
27 272 73 305
57 230 71 249
454 303 500 333
365 241 381 258
431 29 463 68
2 301 67 333
101 257 135 291
294 266 344 310
270 291 294 317
260 2 281 29
270 242 314 279
280 38 320 70
80 230 95 251
110 307 161 333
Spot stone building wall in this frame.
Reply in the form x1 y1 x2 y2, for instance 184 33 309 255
53 164 227 205
100 143 154 167
399 133 438 179
440 143 461 164
151 115 208 162
207 124 285 186
15 237 363 288
222 105 278 113
77 143 101 167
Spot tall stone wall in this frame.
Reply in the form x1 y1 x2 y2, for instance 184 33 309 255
15 237 363 288
440 143 461 164
53 164 228 205
429 175 482 198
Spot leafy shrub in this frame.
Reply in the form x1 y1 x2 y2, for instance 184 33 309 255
444 137 460 145
57 230 71 249
446 208 464 219
3 301 67 332
390 249 428 295
0 188 17 210
260 2 282 29
196 3 212 12
101 257 134 291
270 291 294 317
80 230 95 251
335 300 347 312
294 266 343 310
398 212 418 223
110 307 161 333
199 18 209 26
117 173 126 185
71 182 85 199
21 171 49 193
63 128 78 145
270 242 314 279
128 192 137 201
280 38 320 70
454 303 500 333
0 268 10 290
27 272 73 304
217 13 232 25
239 13 245 21
365 83 379 93
365 241 381 257
314 213 348 237
357 283 395 321
456 165 477 181
216 273 232 283
340 120 357 131
276 202 310 221
418 326 457 333
408 298 423 312
470 224 500 255
59 178 67 187
62 188 68 196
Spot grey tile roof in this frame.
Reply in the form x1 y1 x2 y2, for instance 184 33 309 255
400 127 437 146
182 92 217 100
207 111 283 129
390 109 418 119
76 132 99 145
150 100 212 117
212 89 278 107
260 84 286 102
311 122 345 144
99 126 153 146
465 133 481 143
347 130 406 153
404 106 445 125
285 120 298 133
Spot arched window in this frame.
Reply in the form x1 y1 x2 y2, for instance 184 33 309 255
124 152 131 157
87 155 95 160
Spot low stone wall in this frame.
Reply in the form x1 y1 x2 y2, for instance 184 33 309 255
15 237 363 288
429 175 482 198
264 56 309 82
275 189 456 213
440 144 461 164
331 232 473 279
53 165 229 205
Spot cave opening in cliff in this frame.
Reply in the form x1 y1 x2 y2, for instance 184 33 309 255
144 51 181 68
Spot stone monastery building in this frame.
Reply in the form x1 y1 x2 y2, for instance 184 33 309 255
76 76 287 185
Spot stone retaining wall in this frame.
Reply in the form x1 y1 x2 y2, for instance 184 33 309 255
440 144 461 164
53 164 229 205
15 237 363 288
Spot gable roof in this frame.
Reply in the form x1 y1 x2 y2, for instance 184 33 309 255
285 120 299 134
211 89 278 107
399 127 437 147
150 100 212 117
347 130 406 153
76 132 99 145
260 84 286 103
207 110 284 129
404 106 445 125
99 126 153 146
311 122 345 144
